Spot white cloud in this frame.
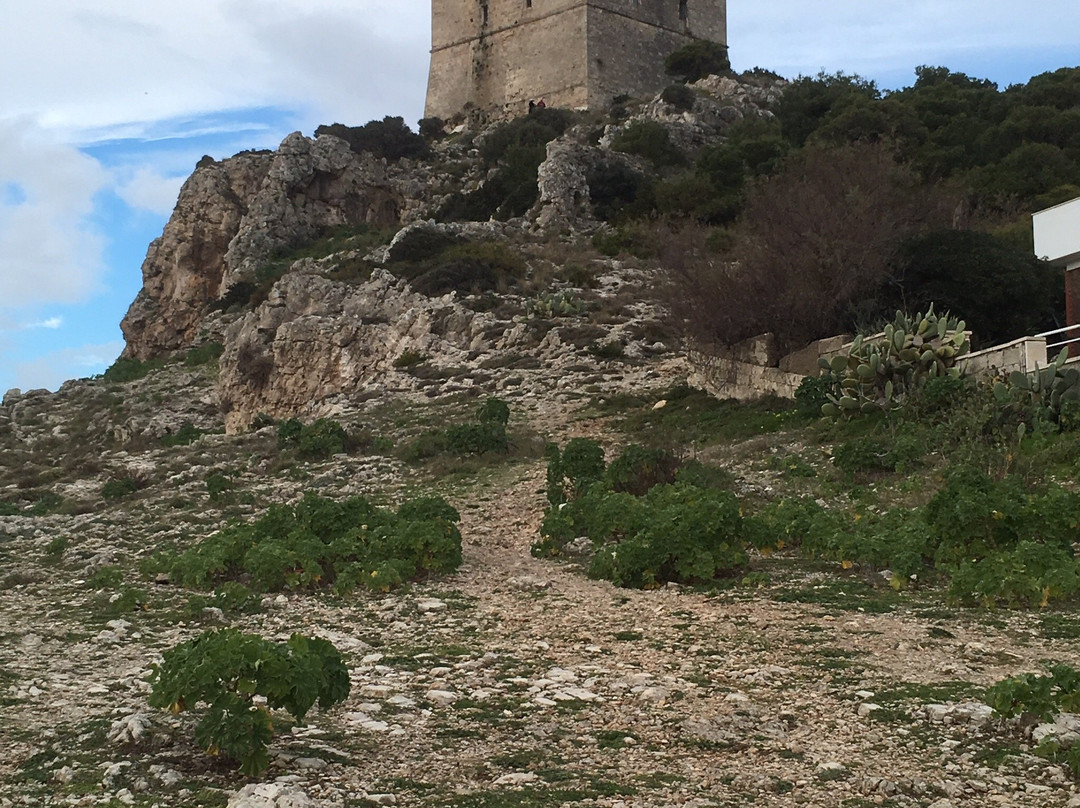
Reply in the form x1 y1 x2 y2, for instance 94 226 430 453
25 317 63 330
115 167 185 216
10 340 124 393
0 118 108 307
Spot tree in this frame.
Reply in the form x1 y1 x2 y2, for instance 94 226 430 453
664 40 730 83
665 143 953 352
888 230 1063 347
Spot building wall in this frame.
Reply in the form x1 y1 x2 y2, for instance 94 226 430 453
426 0 727 120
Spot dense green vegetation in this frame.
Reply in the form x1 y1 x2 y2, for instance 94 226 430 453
564 66 1077 353
167 492 462 593
148 629 350 775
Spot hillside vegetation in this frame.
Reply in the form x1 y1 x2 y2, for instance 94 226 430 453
2 62 1080 808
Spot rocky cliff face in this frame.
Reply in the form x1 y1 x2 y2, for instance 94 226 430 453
120 134 413 360
119 76 782 426
216 266 495 432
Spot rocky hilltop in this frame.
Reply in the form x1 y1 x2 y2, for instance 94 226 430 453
118 75 780 433
3 74 1080 808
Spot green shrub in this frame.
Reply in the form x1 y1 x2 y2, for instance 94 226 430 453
661 84 696 111
277 418 348 460
277 418 303 448
297 419 347 460
544 438 606 507
0 501 19 516
611 121 685 168
183 342 224 367
102 356 166 384
444 421 508 455
832 434 922 475
205 472 234 502
148 629 350 775
169 492 462 594
526 291 587 318
794 375 833 419
418 116 446 139
588 483 747 588
101 477 140 500
589 340 625 359
389 238 527 296
606 445 679 496
586 159 651 221
315 117 428 161
161 421 204 448
440 109 574 221
536 440 749 587
949 542 1080 607
664 40 731 83
987 664 1080 721
394 349 428 368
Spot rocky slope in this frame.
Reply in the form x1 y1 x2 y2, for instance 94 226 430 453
3 76 1080 808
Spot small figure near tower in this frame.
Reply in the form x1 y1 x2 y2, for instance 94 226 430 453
425 0 727 122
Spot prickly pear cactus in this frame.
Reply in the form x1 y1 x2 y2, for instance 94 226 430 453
992 348 1080 432
819 305 970 418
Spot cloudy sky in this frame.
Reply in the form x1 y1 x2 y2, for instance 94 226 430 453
1 1 1077 393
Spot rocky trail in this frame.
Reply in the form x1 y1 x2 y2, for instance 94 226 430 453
3 381 1080 808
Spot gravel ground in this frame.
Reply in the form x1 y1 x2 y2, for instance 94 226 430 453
2 361 1080 808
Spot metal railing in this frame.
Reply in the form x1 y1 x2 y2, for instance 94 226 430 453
1033 324 1080 354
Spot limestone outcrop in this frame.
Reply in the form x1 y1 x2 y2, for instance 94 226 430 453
119 151 273 361
216 267 493 433
120 134 408 360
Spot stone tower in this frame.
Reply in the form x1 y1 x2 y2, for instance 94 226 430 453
425 0 727 121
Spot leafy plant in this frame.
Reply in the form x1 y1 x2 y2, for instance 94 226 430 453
101 477 140 500
660 84 696 111
664 40 731 83
526 291 586 318
162 421 205 447
611 121 685 168
277 418 349 460
102 356 167 384
168 493 462 594
535 440 749 588
148 629 350 775
184 342 225 367
205 471 234 502
315 117 428 161
987 664 1080 721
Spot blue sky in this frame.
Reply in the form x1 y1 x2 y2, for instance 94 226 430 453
1 0 1078 393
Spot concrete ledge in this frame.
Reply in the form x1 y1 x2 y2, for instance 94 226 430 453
961 336 1046 377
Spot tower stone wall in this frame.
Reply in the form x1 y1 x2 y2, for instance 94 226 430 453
425 0 727 121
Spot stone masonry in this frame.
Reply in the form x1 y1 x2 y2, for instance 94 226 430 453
425 0 727 121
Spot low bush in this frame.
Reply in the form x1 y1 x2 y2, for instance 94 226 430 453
205 471 234 502
403 397 513 461
388 238 527 297
102 356 167 384
101 477 140 500
606 445 679 496
315 117 428 161
148 629 350 775
987 664 1080 775
277 418 350 460
535 440 749 588
168 492 462 594
661 84 696 111
183 342 224 367
665 40 731 83
161 421 205 448
758 464 1080 603
611 121 685 168
440 108 574 221
586 159 651 222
